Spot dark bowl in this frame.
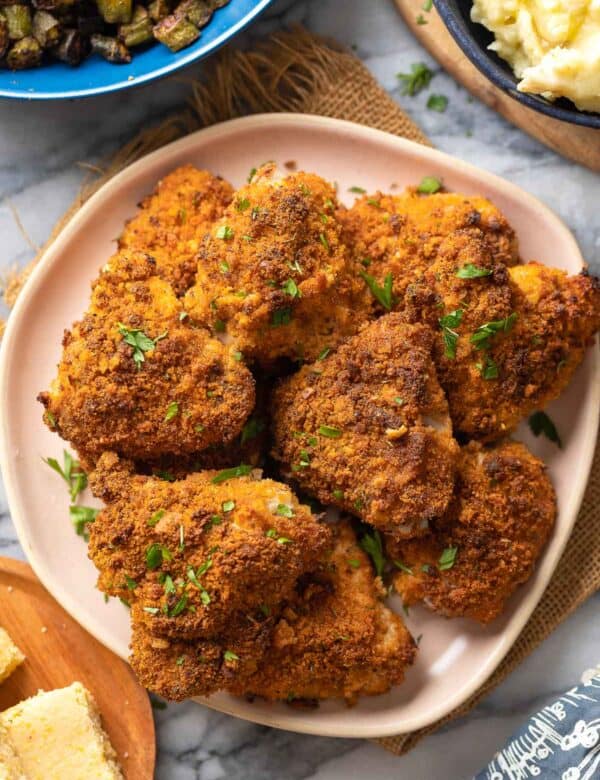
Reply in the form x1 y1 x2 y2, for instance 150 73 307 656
435 0 600 129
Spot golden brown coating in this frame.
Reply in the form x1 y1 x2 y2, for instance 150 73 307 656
271 315 459 539
410 261 600 441
88 452 332 640
338 188 518 314
390 440 556 623
229 521 417 703
38 250 255 464
118 165 233 295
183 165 368 366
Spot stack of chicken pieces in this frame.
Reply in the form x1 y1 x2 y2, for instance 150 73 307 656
39 163 600 705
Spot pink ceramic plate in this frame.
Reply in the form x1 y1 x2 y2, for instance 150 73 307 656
1 115 598 738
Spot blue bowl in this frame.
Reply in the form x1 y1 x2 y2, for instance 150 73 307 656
435 0 600 129
0 0 273 100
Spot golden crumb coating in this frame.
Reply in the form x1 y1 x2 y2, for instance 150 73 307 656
338 188 518 314
272 315 459 539
118 165 233 295
229 521 417 703
88 453 332 640
410 261 600 441
38 250 255 464
183 165 368 365
390 440 556 623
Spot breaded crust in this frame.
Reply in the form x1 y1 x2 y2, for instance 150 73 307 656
183 165 369 365
118 165 233 295
390 440 556 623
271 314 459 539
38 250 255 464
88 453 332 640
229 521 417 703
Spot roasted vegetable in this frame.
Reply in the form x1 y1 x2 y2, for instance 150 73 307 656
6 34 42 67
32 9 61 48
118 4 152 46
147 0 169 22
174 0 210 27
90 31 130 61
96 0 131 24
152 12 197 51
52 26 87 64
0 15 9 57
3 4 32 40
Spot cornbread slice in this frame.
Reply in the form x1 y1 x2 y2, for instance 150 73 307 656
1 682 123 780
0 629 25 685
0 720 26 780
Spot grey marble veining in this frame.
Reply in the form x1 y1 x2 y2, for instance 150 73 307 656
1 1 599 778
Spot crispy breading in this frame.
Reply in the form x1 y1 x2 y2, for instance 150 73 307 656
338 188 518 314
408 260 600 440
88 453 332 640
229 521 417 703
38 250 255 464
271 315 459 539
183 165 369 365
118 165 233 295
389 440 556 623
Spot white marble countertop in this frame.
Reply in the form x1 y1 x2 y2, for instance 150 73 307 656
1 1 599 778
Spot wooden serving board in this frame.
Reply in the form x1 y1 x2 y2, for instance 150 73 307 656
394 0 600 171
0 557 155 780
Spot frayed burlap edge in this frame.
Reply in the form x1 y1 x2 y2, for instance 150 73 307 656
1 26 598 758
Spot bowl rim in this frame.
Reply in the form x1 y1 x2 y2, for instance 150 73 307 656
0 0 274 101
434 0 600 129
1 113 598 737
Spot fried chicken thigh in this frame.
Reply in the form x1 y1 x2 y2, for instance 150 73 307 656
389 440 556 623
229 521 417 703
38 250 255 464
118 165 233 295
183 165 368 365
272 315 459 539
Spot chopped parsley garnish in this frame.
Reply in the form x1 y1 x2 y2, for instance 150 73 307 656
187 564 211 605
69 505 99 540
164 401 179 422
179 311 189 321
233 350 243 362
438 546 458 571
470 313 517 350
145 543 173 570
317 347 331 361
439 309 463 359
476 354 499 380
176 656 185 666
394 397 405 406
319 233 330 252
361 257 372 267
528 411 562 448
416 14 427 25
125 576 137 591
214 319 226 333
211 464 253 484
117 323 167 370
240 418 265 445
223 650 239 662
423 0 433 9
456 263 493 279
318 425 342 438
427 94 448 112
156 470 175 482
162 574 176 595
266 529 292 545
348 186 366 194
360 271 394 310
178 524 185 551
235 197 250 212
397 62 433 96
417 175 442 194
222 500 235 513
393 560 413 575
366 198 382 208
177 208 187 224
43 450 87 501
332 489 345 500
148 509 165 527
259 604 270 616
194 424 205 434
288 259 302 273
216 225 234 240
143 606 159 615
247 167 257 183
282 278 301 298
275 504 294 517
219 261 229 273
169 594 188 617
360 530 385 577
271 307 292 327
348 558 360 569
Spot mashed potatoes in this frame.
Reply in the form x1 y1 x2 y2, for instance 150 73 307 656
471 0 600 112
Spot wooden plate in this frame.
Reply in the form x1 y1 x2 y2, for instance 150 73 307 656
0 557 155 779
395 0 600 172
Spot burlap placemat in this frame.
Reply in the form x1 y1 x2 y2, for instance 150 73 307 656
2 28 598 756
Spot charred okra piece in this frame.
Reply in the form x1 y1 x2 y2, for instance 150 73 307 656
6 34 42 67
147 0 169 22
0 15 8 57
96 0 131 24
90 32 130 62
208 0 228 8
52 27 87 64
3 5 32 40
174 0 211 28
32 9 61 48
32 0 75 11
118 4 152 46
153 12 198 51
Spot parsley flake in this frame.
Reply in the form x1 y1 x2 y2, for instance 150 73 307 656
360 271 395 310
282 278 301 298
216 225 234 240
528 411 562 448
223 650 239 662
470 313 517 351
117 323 167 370
211 464 252 484
427 94 448 112
164 401 179 422
456 264 493 279
275 504 294 517
236 197 250 212
417 176 442 194
148 509 165 527
397 62 433 96
43 450 87 502
318 425 342 438
271 308 292 327
145 543 172 570
222 500 235 513
439 546 458 571
439 309 464 359
360 530 385 577
393 560 413 575
476 354 499 380
69 505 99 540
348 186 366 194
